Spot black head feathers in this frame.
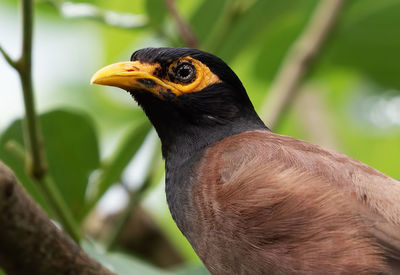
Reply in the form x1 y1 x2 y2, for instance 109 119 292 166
131 47 246 94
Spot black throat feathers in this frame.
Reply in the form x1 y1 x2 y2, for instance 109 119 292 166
131 83 267 163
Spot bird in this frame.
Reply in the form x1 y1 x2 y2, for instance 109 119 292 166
91 47 400 274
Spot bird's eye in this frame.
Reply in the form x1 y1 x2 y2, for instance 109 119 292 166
174 62 196 83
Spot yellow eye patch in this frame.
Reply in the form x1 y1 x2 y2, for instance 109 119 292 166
162 57 221 94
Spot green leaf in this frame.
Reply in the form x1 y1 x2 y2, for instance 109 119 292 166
214 0 400 91
174 264 210 275
214 0 316 61
146 0 167 31
0 109 100 220
323 0 400 89
83 241 210 275
0 123 52 214
83 241 168 275
82 118 152 218
189 0 227 45
250 1 316 81
42 109 100 216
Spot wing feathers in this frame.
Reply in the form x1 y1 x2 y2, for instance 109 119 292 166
193 130 400 274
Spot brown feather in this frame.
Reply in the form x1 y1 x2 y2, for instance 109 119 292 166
188 130 400 274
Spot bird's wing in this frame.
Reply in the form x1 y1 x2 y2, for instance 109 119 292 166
261 131 400 256
197 130 400 271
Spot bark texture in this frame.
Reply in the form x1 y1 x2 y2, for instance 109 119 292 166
0 161 115 275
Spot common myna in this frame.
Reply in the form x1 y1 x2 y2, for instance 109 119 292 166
92 47 400 274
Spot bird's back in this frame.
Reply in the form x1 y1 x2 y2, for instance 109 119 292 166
184 130 400 274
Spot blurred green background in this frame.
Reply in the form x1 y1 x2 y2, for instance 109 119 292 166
0 0 399 274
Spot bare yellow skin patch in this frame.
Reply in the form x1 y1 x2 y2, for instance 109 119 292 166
91 56 221 98
164 57 221 94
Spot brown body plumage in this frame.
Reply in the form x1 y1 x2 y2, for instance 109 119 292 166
190 131 400 274
92 47 400 274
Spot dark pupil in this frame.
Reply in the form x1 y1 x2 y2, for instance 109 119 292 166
175 63 195 83
178 66 190 78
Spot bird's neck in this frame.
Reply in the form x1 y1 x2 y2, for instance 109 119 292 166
157 111 267 164
166 118 266 163
157 108 267 242
133 89 268 161
133 90 267 241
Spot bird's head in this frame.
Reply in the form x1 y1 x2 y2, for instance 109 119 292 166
91 47 266 157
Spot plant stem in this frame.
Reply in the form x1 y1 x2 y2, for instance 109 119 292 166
0 0 81 242
18 0 47 179
39 176 81 242
19 70 48 178
0 45 18 69
259 0 346 130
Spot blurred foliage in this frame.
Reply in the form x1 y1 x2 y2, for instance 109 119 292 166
0 109 100 219
83 241 209 275
0 0 400 273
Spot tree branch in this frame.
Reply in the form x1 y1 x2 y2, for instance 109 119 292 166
4 140 80 240
164 0 198 48
0 162 115 275
260 0 346 130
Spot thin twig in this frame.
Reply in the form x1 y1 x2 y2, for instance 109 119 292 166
164 0 198 48
0 45 18 69
260 0 346 130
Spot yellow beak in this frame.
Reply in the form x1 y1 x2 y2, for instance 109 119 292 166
91 61 179 96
